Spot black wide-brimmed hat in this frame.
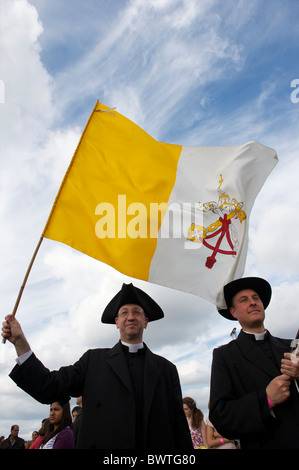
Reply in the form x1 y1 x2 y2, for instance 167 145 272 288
218 277 272 320
101 283 164 324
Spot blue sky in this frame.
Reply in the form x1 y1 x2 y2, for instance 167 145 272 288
1 0 299 441
32 0 299 143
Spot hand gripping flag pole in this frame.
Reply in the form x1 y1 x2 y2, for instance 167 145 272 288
2 236 44 344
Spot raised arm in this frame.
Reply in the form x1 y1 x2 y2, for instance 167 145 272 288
2 314 31 356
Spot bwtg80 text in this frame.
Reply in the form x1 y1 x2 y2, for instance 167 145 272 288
147 454 196 465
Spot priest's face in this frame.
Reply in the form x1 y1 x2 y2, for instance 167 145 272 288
115 304 149 343
229 289 265 332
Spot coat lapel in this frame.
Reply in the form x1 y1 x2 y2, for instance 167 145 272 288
236 330 280 377
106 342 133 395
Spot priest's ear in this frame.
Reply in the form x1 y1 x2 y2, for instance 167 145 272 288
229 307 238 320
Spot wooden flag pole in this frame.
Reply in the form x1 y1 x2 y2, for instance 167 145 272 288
2 236 44 344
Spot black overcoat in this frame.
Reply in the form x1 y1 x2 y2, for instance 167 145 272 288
209 330 299 449
10 341 192 449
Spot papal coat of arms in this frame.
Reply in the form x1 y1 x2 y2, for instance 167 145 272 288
187 175 247 269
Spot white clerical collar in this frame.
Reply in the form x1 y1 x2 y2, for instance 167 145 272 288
243 329 267 341
121 341 144 353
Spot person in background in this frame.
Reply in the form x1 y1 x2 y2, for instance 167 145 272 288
206 416 238 449
206 400 238 449
183 397 208 449
30 418 50 449
25 430 38 449
39 401 74 449
72 406 81 421
0 424 25 449
72 396 82 447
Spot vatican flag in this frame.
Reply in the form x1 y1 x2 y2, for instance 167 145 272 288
43 101 278 309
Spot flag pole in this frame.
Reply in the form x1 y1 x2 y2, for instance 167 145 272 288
2 236 44 344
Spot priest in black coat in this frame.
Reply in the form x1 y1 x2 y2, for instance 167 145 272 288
3 283 193 449
209 277 299 449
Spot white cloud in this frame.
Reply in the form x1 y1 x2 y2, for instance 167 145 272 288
48 0 244 137
265 281 299 339
178 359 211 387
1 0 55 144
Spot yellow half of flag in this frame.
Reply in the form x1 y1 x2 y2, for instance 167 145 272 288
43 101 182 280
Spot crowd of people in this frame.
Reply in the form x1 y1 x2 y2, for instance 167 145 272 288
0 396 240 450
0 399 79 450
1 278 299 449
